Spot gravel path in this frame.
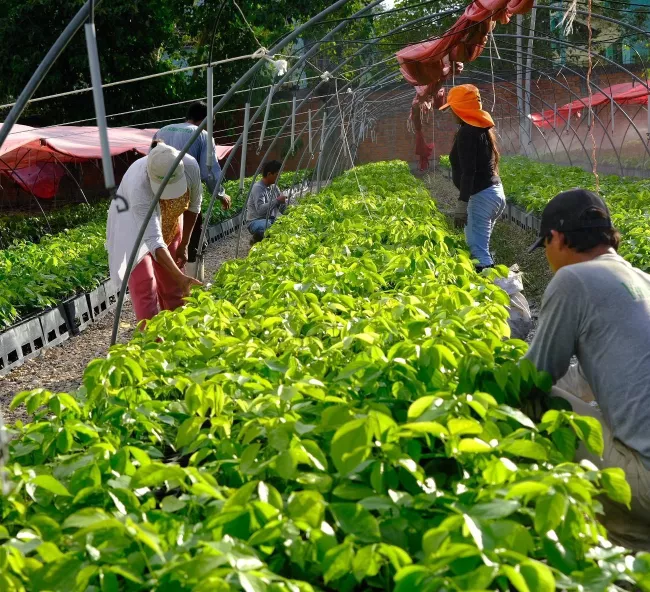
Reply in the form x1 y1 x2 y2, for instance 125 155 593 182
0 231 251 423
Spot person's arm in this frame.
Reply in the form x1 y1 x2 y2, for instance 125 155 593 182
153 247 202 295
175 164 202 267
524 269 583 382
456 127 478 202
273 184 288 214
450 139 461 191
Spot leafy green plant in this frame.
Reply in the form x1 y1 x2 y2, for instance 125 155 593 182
0 223 108 327
0 171 313 327
0 201 109 248
3 161 649 591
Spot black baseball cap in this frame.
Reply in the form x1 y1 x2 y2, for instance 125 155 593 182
527 188 612 253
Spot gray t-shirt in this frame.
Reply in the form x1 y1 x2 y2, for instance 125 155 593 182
247 180 286 222
526 253 650 467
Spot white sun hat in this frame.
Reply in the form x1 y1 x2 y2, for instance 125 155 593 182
147 142 187 199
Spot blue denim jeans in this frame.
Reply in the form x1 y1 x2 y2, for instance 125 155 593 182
248 217 275 238
465 183 506 267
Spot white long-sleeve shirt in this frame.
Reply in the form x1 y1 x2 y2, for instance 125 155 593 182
106 154 201 287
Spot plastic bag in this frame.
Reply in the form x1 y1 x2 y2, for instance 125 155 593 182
494 264 533 340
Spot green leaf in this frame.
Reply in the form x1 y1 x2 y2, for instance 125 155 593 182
352 545 381 581
323 543 355 584
448 417 483 436
534 371 553 392
332 482 375 500
422 526 450 556
329 503 381 543
505 481 550 500
551 427 577 460
600 467 632 506
330 418 371 476
520 560 555 592
288 490 325 529
501 439 548 461
130 463 187 489
30 475 71 497
407 396 437 420
457 438 492 453
161 496 187 513
534 493 568 534
570 416 604 456
496 405 537 430
239 572 267 592
175 417 203 449
399 421 448 438
469 499 520 520
62 508 113 530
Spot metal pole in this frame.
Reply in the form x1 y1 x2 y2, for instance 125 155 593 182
240 102 250 189
525 7 537 145
258 84 274 153
206 66 215 172
308 109 313 154
84 22 115 191
291 94 296 153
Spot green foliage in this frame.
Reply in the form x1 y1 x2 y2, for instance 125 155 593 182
0 222 108 327
498 156 650 273
0 0 334 127
439 154 650 273
0 201 109 248
0 170 312 327
3 161 649 591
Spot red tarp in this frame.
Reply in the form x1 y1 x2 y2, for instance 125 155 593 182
529 82 650 129
395 0 536 169
0 124 234 198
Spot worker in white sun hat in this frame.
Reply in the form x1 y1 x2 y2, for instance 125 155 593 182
154 101 232 282
106 141 202 327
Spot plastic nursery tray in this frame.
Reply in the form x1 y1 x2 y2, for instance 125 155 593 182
62 294 92 335
0 315 45 376
87 283 110 322
39 304 71 348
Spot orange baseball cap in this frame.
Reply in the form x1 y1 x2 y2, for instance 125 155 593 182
439 84 495 128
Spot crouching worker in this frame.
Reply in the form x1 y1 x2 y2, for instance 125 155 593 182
524 188 650 551
106 142 203 327
247 160 287 244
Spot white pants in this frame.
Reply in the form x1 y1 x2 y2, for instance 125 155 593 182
553 364 650 551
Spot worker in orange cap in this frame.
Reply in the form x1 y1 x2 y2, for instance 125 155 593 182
440 84 506 271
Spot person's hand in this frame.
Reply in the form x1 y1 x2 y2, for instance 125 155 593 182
175 242 189 269
277 194 287 204
453 200 468 228
178 274 203 297
220 193 232 210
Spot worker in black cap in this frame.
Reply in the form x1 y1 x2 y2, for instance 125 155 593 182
524 188 650 551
